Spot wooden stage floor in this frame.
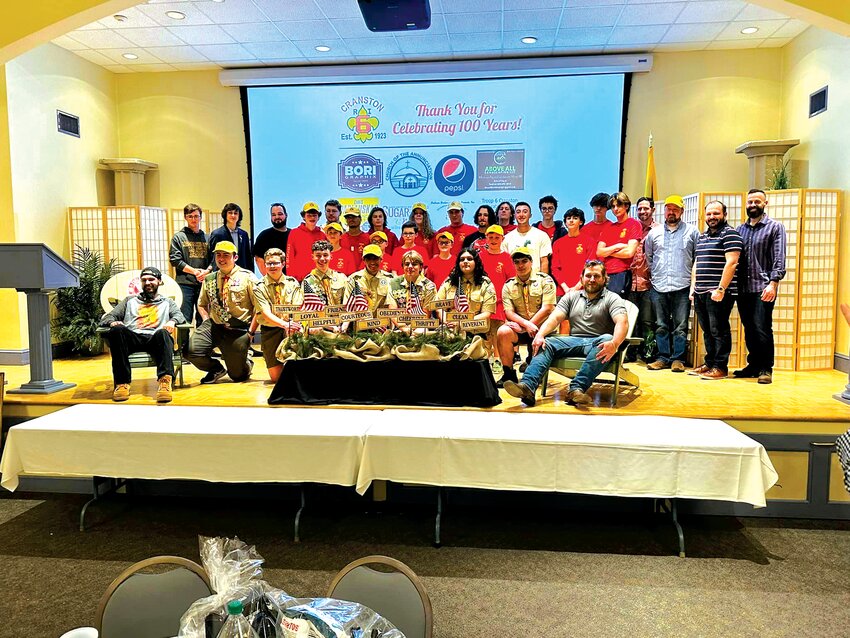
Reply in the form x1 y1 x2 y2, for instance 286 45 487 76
2 354 848 434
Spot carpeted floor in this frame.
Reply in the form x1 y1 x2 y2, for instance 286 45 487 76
1 490 849 638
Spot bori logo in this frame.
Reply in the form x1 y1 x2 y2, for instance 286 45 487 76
338 154 383 193
434 154 474 196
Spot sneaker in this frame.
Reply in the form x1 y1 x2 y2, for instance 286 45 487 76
503 380 536 407
567 388 592 405
496 367 518 389
671 360 686 373
757 370 772 384
155 375 173 403
200 366 227 384
647 359 670 370
688 364 710 376
733 366 760 378
112 384 130 402
700 368 727 380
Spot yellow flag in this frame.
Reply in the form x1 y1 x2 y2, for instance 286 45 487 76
645 133 657 200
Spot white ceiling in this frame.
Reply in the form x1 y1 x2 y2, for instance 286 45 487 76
51 0 809 73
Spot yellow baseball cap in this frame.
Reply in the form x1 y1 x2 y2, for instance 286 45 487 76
370 231 388 242
213 240 237 254
511 246 532 259
324 222 344 233
664 195 685 209
436 231 454 242
411 202 428 212
302 201 320 213
343 206 362 217
362 244 383 259
448 201 463 211
485 224 504 236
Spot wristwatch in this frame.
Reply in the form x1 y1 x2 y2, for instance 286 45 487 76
716 286 725 293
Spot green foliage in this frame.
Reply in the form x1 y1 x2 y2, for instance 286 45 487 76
53 246 122 355
769 157 791 190
412 330 472 356
282 327 474 358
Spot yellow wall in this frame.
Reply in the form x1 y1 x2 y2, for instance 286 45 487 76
622 49 782 198
780 27 850 354
115 71 249 230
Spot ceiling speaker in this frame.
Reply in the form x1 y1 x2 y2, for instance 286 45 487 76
358 0 431 32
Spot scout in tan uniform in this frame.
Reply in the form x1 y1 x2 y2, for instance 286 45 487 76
301 239 347 333
387 250 437 335
250 248 302 383
435 247 497 335
495 246 557 386
188 240 260 383
341 244 392 332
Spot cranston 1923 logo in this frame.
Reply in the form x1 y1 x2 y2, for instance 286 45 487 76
338 154 383 193
340 97 385 144
387 152 431 197
434 154 474 196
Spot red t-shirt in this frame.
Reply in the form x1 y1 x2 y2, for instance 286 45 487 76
340 232 370 261
373 229 399 255
391 245 430 275
286 224 327 281
330 248 357 276
598 218 642 274
433 224 477 257
581 220 612 249
426 255 455 289
500 224 517 234
551 232 596 289
538 223 557 241
479 250 516 321
414 233 434 257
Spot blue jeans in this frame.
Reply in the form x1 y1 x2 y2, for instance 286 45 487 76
651 287 691 363
607 271 632 296
520 334 614 393
692 292 735 372
178 284 202 327
737 292 775 372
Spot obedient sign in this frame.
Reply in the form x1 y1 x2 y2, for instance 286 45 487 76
376 308 409 318
340 310 373 321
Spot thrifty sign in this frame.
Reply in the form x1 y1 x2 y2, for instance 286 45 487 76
376 308 409 318
446 312 475 321
460 319 488 330
411 318 440 329
431 299 454 310
339 310 373 321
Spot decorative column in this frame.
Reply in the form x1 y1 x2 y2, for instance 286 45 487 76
98 158 158 206
734 140 799 190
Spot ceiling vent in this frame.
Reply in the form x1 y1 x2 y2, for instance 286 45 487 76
358 0 431 32
57 110 80 138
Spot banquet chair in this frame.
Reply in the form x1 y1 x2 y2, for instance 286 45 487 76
327 555 433 638
98 270 191 386
95 555 213 638
541 298 641 407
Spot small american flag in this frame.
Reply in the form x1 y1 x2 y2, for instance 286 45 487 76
301 279 326 311
346 278 370 312
406 281 426 316
453 280 470 312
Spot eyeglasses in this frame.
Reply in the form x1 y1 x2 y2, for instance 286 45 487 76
265 262 282 268
185 214 201 219
541 206 556 212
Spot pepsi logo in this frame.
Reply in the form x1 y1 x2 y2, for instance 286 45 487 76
435 154 474 196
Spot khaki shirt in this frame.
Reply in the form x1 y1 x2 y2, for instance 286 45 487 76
388 274 437 313
503 272 557 320
302 268 347 306
198 265 259 327
436 277 497 315
345 268 392 312
253 274 302 327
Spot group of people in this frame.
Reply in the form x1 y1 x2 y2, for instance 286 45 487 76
100 188 786 408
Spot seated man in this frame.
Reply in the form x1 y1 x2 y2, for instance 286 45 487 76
188 240 259 383
100 266 185 403
496 247 557 387
504 259 628 407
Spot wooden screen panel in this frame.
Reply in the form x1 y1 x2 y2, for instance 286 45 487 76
764 189 800 371
140 207 169 274
797 189 839 370
68 207 106 259
106 207 141 271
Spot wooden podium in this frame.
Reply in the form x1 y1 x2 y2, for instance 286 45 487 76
0 244 79 394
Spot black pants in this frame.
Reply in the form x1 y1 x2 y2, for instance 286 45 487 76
693 292 735 372
105 325 174 385
737 292 775 372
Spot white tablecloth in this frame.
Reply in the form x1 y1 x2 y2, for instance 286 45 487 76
356 411 778 507
0 404 367 491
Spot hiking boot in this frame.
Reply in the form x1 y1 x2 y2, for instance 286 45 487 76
700 368 727 380
757 370 773 384
503 380 536 407
647 359 670 370
112 384 130 402
200 365 227 384
688 364 710 376
733 366 760 379
567 388 592 405
671 360 686 373
496 366 518 389
156 375 173 403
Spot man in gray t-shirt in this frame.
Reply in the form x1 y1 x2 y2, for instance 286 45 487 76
504 260 628 407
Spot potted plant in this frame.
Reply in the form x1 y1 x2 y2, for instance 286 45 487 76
53 245 122 356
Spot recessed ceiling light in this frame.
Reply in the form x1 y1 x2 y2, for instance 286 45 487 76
211 0 225 3
741 26 759 34
521 36 538 44
315 45 331 52
165 10 186 20
113 14 128 22
122 53 139 60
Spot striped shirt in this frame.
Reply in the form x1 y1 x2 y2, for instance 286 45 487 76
736 215 787 294
694 223 743 295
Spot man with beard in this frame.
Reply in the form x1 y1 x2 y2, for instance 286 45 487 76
324 199 342 225
504 259 628 407
734 188 786 384
253 203 289 276
100 266 186 403
644 195 700 372
690 201 742 380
